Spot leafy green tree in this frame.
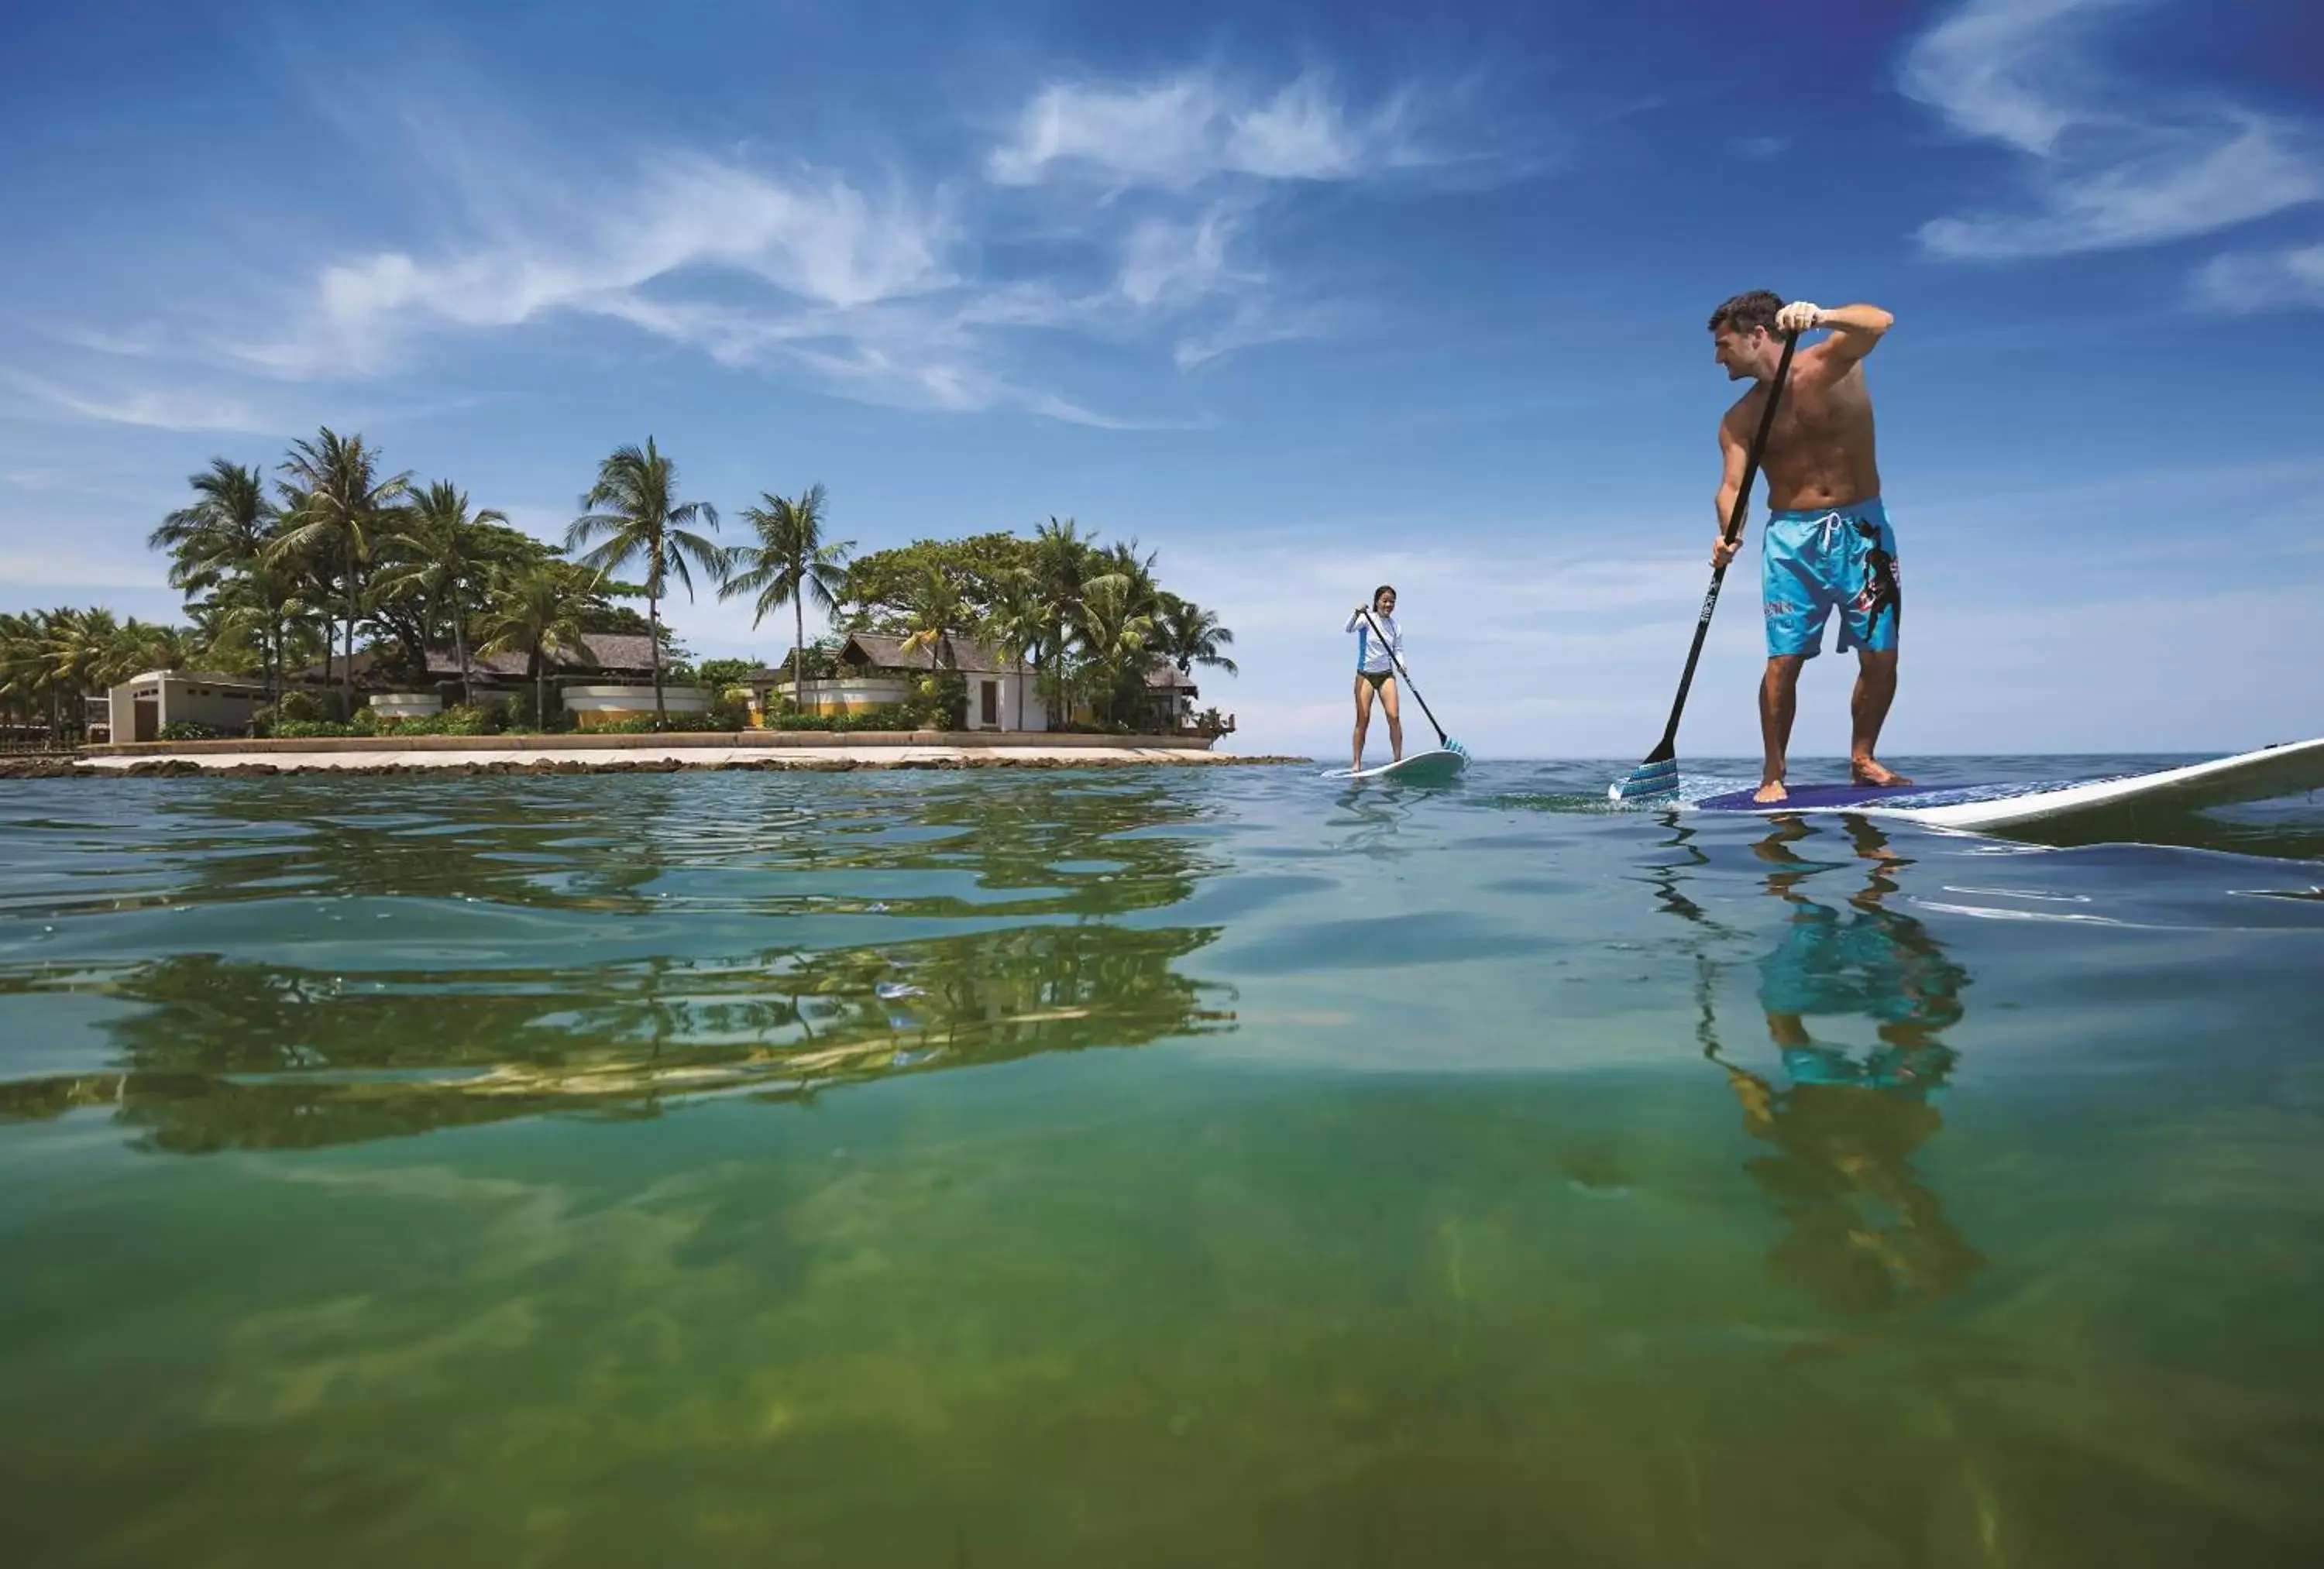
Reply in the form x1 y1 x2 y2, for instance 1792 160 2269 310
694 657 755 693
721 482 852 707
268 429 411 718
567 438 722 729
839 533 1030 633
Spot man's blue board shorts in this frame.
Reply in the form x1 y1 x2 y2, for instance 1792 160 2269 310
1761 497 1900 659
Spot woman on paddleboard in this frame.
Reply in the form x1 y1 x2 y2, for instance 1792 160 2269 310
1346 585 1404 773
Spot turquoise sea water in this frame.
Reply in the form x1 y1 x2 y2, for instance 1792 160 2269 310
4 758 2322 1567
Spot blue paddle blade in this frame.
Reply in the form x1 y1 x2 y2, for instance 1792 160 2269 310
1609 756 1679 802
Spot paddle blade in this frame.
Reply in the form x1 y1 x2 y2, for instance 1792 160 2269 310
1609 754 1679 803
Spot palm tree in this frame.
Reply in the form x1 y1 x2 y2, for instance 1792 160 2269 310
568 438 722 729
1026 517 1092 726
720 483 852 711
43 607 124 736
119 620 196 680
208 565 317 710
150 459 270 596
476 564 600 729
1071 576 1156 728
0 611 53 736
376 481 513 709
1155 592 1238 677
1099 537 1161 615
982 568 1051 719
268 428 411 718
897 563 965 673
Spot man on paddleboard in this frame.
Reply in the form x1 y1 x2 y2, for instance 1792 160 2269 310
1709 290 1905 805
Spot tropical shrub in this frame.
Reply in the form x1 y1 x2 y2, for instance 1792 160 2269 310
370 704 498 736
762 705 913 733
586 712 727 734
158 720 224 741
905 671 965 730
504 686 549 731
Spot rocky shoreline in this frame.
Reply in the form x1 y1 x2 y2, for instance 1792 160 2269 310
2 750 1307 780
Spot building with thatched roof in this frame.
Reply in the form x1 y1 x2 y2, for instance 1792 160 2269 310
296 633 659 697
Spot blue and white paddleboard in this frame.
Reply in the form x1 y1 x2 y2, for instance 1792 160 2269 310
1694 736 2324 833
1321 747 1470 784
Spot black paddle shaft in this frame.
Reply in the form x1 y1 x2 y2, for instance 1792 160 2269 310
1360 607 1449 747
1643 330 1799 764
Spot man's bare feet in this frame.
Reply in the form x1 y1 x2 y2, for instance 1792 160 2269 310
1753 780 1789 804
1851 758 1913 788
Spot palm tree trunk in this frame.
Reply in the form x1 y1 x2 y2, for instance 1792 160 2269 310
452 599 472 710
792 594 806 720
650 587 665 730
342 540 356 722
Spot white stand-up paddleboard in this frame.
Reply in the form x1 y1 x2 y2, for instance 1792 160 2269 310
1321 747 1470 784
1694 736 2324 833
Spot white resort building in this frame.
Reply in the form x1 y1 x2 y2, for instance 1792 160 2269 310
93 671 271 743
747 633 1205 733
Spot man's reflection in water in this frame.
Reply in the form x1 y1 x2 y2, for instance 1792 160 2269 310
1711 815 1986 1314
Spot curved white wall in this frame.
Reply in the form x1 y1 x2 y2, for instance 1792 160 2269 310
563 685 713 728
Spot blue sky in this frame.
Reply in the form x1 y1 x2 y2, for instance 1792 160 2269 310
3 0 2320 759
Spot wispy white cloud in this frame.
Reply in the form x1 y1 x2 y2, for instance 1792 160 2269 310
226 111 1351 410
35 61 1497 427
2192 242 2324 313
1901 0 2324 259
1117 207 1253 307
239 153 961 383
1171 302 1332 372
9 373 274 433
985 70 1419 190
